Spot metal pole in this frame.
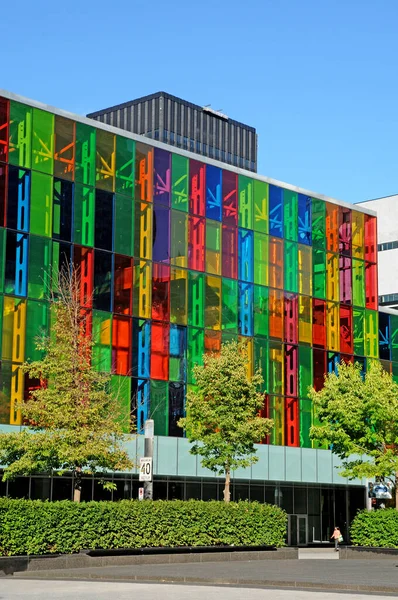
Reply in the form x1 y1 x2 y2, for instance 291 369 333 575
144 419 154 500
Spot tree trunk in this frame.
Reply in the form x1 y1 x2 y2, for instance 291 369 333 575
395 472 398 511
223 468 231 503
73 467 82 502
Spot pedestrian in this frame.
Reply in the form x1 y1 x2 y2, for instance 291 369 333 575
331 526 343 551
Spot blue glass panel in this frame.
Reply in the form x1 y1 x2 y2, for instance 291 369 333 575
238 228 254 283
169 323 187 382
5 231 28 296
327 352 339 374
132 318 151 378
269 185 283 238
7 166 30 232
206 165 222 221
378 312 391 361
153 204 170 263
133 378 150 434
238 282 253 336
298 194 312 245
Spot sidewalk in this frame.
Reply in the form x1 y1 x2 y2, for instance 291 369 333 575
12 557 398 594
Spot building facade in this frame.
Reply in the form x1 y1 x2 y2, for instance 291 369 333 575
1 89 397 544
357 195 398 309
87 92 258 172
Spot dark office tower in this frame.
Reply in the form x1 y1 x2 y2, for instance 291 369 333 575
87 92 258 172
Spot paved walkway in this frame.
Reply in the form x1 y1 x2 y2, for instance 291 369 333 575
0 581 394 600
12 557 398 594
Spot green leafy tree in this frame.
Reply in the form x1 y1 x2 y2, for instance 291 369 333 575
178 341 273 502
0 268 134 502
310 360 398 508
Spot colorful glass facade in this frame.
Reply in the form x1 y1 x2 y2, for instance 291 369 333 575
0 93 393 447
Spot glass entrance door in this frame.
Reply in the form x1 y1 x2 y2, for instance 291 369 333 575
288 514 308 546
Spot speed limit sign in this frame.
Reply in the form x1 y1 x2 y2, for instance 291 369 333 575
139 457 152 481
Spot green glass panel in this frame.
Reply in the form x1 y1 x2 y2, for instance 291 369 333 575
0 229 5 293
114 194 134 256
253 180 268 233
221 278 238 331
9 101 32 169
283 189 298 241
254 285 268 337
75 122 96 187
188 271 204 328
392 361 398 385
254 337 268 391
353 308 364 356
253 232 268 286
150 380 168 436
30 172 53 237
171 154 189 211
365 309 378 358
92 310 112 372
221 331 238 345
284 241 298 293
74 184 95 247
28 235 51 299
111 374 131 433
299 345 313 398
238 175 253 229
0 359 11 424
96 129 115 192
116 136 135 197
391 315 398 363
32 108 54 175
25 300 49 361
187 327 204 384
171 210 188 267
0 295 3 356
352 258 365 308
312 199 326 249
269 396 284 446
205 219 221 275
313 249 326 299
300 398 312 448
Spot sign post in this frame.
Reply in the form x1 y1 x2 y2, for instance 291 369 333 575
142 419 154 500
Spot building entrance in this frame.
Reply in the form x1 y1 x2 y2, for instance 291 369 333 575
288 514 308 546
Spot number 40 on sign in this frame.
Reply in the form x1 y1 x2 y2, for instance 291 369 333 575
139 457 152 481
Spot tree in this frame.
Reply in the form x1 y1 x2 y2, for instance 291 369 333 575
0 267 134 502
310 360 398 508
178 341 273 502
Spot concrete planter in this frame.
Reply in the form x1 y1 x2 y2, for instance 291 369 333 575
339 545 398 559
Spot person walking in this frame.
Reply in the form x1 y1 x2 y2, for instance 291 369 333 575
331 526 342 551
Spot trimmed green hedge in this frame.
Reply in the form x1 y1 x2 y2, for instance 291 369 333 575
350 509 398 548
0 498 287 556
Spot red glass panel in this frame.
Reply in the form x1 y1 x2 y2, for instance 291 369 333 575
340 353 354 364
0 162 7 227
222 170 238 226
135 142 153 202
269 237 284 289
188 216 205 271
152 263 170 321
269 288 283 339
74 246 94 308
364 215 377 263
313 298 326 348
151 321 169 380
189 159 205 216
340 304 353 354
0 97 9 163
285 397 299 447
339 255 352 304
205 329 222 354
112 315 132 375
114 254 133 315
326 203 339 252
284 293 298 344
339 207 351 255
79 307 92 340
365 261 378 310
285 345 298 397
222 225 238 279
313 349 326 391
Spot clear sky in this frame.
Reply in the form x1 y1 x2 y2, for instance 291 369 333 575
2 0 397 204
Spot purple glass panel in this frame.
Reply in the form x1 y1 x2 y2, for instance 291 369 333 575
339 255 352 304
153 204 170 263
154 148 171 206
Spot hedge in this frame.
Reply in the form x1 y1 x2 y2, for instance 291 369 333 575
0 498 287 556
350 509 398 548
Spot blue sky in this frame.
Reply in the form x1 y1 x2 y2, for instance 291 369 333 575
2 0 397 204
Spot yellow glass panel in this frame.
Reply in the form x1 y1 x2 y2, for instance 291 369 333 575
10 365 24 425
170 267 188 325
326 252 339 302
270 396 284 446
326 301 339 351
134 260 152 319
298 244 312 296
352 211 365 259
298 295 312 345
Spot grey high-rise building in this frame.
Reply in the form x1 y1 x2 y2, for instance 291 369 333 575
87 92 258 172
